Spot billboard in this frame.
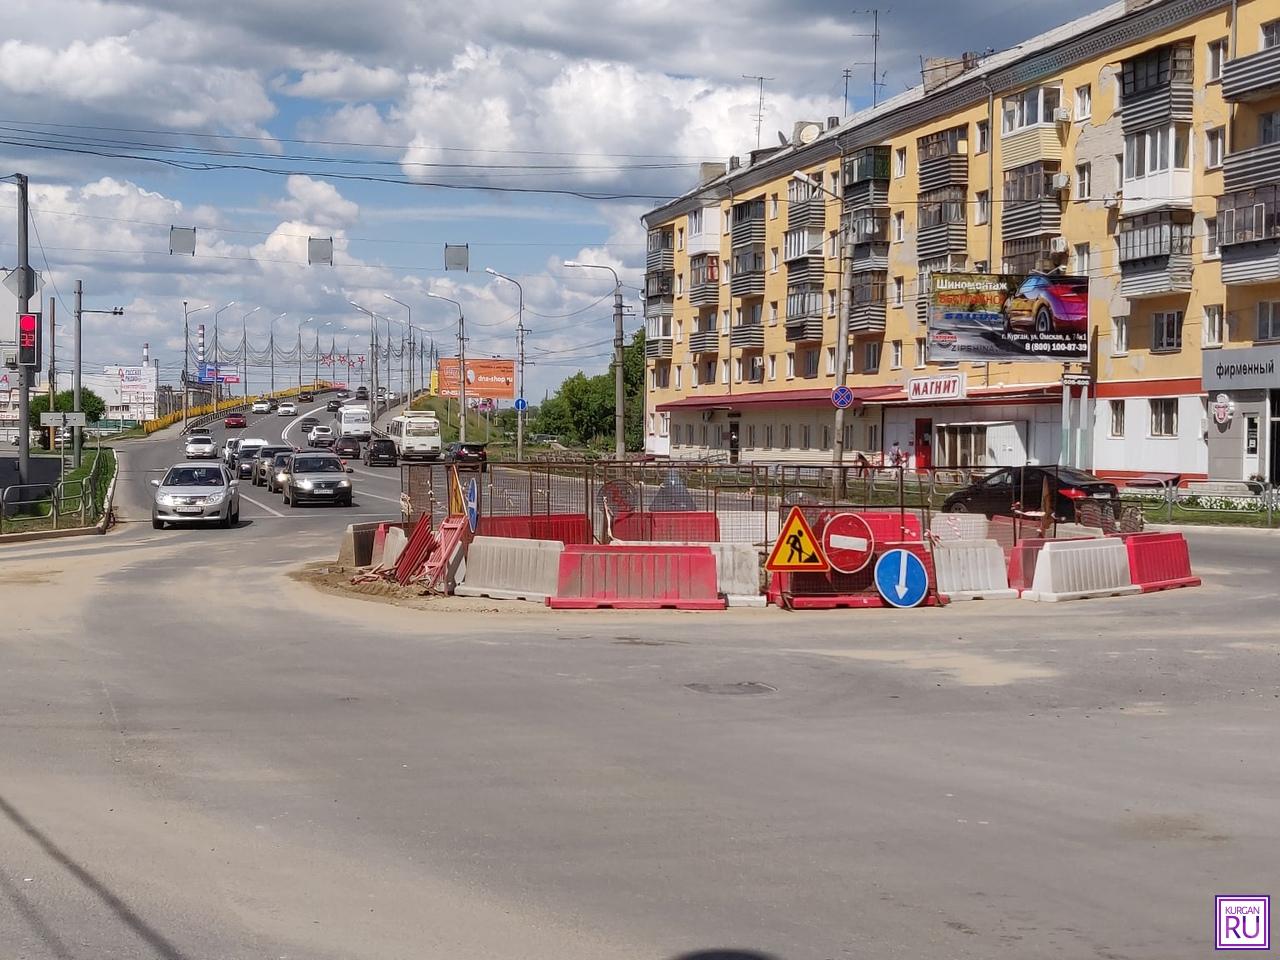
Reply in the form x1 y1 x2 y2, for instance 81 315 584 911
197 362 239 384
437 358 515 400
106 365 158 392
928 273 1090 363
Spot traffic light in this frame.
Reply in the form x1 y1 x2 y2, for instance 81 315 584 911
17 312 41 370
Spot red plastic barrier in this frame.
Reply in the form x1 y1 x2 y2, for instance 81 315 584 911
529 513 592 545
548 544 725 610
817 511 921 545
611 511 720 543
1112 532 1201 592
477 515 533 539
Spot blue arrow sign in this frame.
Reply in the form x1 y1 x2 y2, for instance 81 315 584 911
514 397 528 412
465 476 479 533
874 549 929 608
831 385 854 409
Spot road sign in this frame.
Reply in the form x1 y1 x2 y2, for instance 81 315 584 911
831 385 854 409
514 397 528 412
40 411 88 427
873 549 930 608
465 476 479 533
766 506 829 573
3 266 41 299
821 512 876 574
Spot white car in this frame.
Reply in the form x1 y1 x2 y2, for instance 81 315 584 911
184 435 218 459
251 400 270 414
278 401 297 416
308 425 334 447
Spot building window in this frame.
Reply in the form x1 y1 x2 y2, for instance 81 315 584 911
825 347 836 375
767 354 777 380
1073 242 1090 275
676 274 684 296
915 338 927 368
1263 19 1280 50
844 350 854 374
864 341 881 372
747 424 756 447
1205 127 1224 169
676 227 685 250
1113 316 1129 355
800 424 811 450
1205 217 1219 259
733 358 743 382
674 365 682 389
975 119 989 154
829 171 840 197
1261 110 1280 147
827 230 838 258
782 424 792 448
769 301 778 325
892 211 904 242
1074 84 1092 120
1153 310 1184 351
891 339 903 369
1122 43 1193 98
919 185 967 227
1149 398 1178 438
764 424 773 448
894 147 906 178
1207 38 1228 81
1001 85 1062 135
770 193 779 219
893 277 905 307
827 290 838 316
974 260 988 273
1124 124 1191 179
786 353 796 379
1203 304 1223 347
802 349 819 379
660 413 670 437
721 359 729 384
975 190 990 225
1109 399 1125 438
1075 162 1092 200
1259 301 1280 342
867 423 880 452
686 423 694 445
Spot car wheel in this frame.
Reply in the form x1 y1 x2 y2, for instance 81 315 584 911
220 508 233 529
152 516 164 530
946 502 968 513
1035 306 1053 334
341 495 353 507
232 508 240 525
288 489 299 508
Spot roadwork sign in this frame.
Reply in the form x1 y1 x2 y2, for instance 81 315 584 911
766 506 829 573
822 512 875 574
874 548 929 608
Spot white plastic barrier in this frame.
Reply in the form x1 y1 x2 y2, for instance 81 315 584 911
1021 537 1139 602
455 536 564 602
933 539 1017 601
379 526 408 569
929 513 988 542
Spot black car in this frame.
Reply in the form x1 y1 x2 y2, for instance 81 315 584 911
355 387 369 401
234 444 265 479
282 452 354 507
298 391 314 402
332 436 361 459
299 416 320 432
364 437 398 467
445 441 488 471
326 399 341 412
942 466 1120 521
268 398 279 411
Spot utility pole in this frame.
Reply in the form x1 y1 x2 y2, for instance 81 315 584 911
426 293 466 441
741 74 774 149
75 282 83 467
14 174 31 486
182 300 189 429
484 268 526 460
46 296 55 451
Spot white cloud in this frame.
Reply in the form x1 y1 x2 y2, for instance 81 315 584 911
275 175 360 228
277 57 404 101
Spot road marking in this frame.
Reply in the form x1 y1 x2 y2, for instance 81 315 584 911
238 492 285 517
354 488 402 504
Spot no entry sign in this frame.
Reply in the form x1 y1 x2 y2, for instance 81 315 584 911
821 512 876 575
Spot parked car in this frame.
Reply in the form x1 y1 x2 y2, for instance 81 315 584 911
332 436 360 459
278 401 297 417
151 462 239 529
184 434 218 459
265 451 294 493
233 443 265 479
445 441 488 471
281 452 354 507
942 466 1120 521
326 399 342 412
252 445 295 486
364 436 398 467
308 425 335 447
223 412 247 428
251 399 270 414
298 390 314 402
1002 274 1089 334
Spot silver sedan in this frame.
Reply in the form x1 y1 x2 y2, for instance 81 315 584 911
151 462 241 529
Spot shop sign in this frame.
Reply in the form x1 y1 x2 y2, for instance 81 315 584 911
907 373 966 402
1203 344 1280 391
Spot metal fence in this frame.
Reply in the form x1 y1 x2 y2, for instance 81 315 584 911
0 444 113 534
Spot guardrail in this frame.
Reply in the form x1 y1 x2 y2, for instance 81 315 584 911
1123 480 1278 527
0 442 115 534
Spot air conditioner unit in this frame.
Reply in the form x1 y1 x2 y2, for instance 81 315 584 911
1053 107 1071 123
1050 172 1071 192
1049 236 1070 254
1103 193 1121 209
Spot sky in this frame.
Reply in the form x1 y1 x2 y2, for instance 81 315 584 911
0 0 1111 401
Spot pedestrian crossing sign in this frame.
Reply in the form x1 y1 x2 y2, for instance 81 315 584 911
766 506 830 573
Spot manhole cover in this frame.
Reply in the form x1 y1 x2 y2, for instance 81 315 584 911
684 682 776 696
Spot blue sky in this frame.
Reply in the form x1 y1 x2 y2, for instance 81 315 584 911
0 0 1110 399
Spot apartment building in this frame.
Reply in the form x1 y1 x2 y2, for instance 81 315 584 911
641 0 1280 484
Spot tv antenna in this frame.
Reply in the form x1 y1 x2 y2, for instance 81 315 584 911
742 74 775 149
852 9 888 107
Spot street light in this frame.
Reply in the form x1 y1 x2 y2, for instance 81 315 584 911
181 300 210 430
71 283 124 467
239 306 261 399
297 316 315 388
563 260 625 458
213 301 236 410
793 169 852 470
348 300 380 397
384 294 413 404
485 267 526 461
269 312 287 393
426 292 467 442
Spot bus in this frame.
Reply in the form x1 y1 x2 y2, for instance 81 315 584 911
338 404 371 441
386 411 442 460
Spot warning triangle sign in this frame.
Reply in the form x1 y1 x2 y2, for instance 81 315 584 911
766 506 830 573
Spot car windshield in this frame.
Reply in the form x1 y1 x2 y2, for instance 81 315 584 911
372 440 394 451
313 426 331 434
239 446 263 459
163 467 225 487
188 436 213 444
273 454 292 466
293 457 343 472
259 447 290 457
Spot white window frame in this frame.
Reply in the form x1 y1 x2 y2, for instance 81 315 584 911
975 120 990 154
1260 110 1280 147
1149 398 1178 439
864 341 881 372
1203 303 1223 348
768 354 777 380
1001 84 1063 136
1205 126 1224 170
786 353 796 379
1263 19 1280 50
1109 399 1125 438
769 194 779 219
893 277 905 307
1204 217 1219 260
720 359 729 384
827 290 838 316
1153 310 1184 352
770 247 779 273
1075 162 1092 200
914 338 927 369
1112 316 1129 356
733 357 743 382
1259 301 1280 342
891 339 903 369
894 147 907 178
825 347 836 375
1073 242 1090 276
1074 84 1092 121
892 211 905 242
975 190 990 225
676 227 685 251
674 364 682 389
1207 38 1228 82
769 301 778 325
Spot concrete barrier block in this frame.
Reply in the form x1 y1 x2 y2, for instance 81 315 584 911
934 539 1017 601
456 535 564 602
1022 537 1139 602
337 521 383 566
380 526 409 569
929 513 989 541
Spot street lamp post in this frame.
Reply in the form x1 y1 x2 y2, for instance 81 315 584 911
348 301 379 398
564 260 625 458
384 295 413 404
213 301 236 411
485 268 526 462
182 300 210 431
297 316 314 389
426 293 466 442
239 306 260 401
269 312 286 393
73 283 124 468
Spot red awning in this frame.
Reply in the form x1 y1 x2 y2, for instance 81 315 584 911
655 386 898 412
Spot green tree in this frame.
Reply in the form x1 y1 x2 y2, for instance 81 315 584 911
533 326 647 451
28 389 107 430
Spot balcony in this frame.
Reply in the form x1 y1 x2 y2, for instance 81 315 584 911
689 329 720 354
645 270 673 299
785 315 825 343
644 337 673 360
1118 211 1193 299
1222 44 1280 102
730 200 766 246
843 146 890 187
688 254 719 306
689 281 719 307
848 270 887 334
785 286 823 340
1218 182 1280 285
644 298 673 320
1002 199 1063 241
729 324 765 350
916 220 968 260
646 230 674 272
729 270 765 298
788 193 825 229
1121 169 1193 216
1118 44 1193 134
1223 141 1280 194
849 299 888 334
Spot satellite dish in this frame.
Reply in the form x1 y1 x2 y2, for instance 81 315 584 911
797 122 822 144
778 131 789 146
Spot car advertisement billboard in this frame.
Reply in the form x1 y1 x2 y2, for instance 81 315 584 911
437 358 515 400
927 273 1090 363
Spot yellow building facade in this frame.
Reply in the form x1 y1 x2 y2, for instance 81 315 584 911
641 0 1280 485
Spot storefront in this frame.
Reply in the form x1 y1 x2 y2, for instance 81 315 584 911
1203 344 1280 483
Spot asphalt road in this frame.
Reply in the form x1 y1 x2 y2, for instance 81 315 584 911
0 425 1277 958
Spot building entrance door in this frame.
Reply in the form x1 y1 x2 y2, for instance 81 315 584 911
914 418 933 470
728 420 741 464
1243 413 1260 481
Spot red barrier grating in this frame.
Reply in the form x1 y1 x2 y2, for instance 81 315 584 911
477 513 591 544
548 544 725 610
394 516 440 584
611 511 720 543
772 537 943 610
1111 532 1201 592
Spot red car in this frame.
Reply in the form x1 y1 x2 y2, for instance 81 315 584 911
223 413 247 428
